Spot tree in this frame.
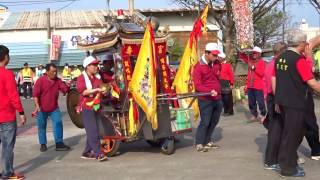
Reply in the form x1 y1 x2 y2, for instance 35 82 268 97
170 0 282 59
309 0 320 13
254 8 286 48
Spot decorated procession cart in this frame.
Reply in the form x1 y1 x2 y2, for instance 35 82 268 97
66 12 201 156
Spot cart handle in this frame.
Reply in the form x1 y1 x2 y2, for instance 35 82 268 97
156 92 212 100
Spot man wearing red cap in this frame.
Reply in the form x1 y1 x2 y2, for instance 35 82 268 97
239 46 266 123
193 43 222 152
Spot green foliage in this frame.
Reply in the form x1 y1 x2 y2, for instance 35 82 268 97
169 43 184 62
254 8 285 48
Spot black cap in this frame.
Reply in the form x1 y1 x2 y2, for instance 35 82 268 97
102 53 114 63
24 62 28 66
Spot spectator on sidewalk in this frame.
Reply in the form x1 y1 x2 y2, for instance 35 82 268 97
62 63 72 83
218 52 234 116
71 65 81 80
239 46 266 123
193 43 222 152
20 62 34 99
0 45 26 180
33 63 71 152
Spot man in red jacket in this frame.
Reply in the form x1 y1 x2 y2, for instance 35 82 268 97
193 43 222 152
0 45 26 180
239 46 266 123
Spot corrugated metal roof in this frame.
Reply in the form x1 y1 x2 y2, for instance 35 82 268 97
0 9 129 30
0 8 224 30
4 41 85 69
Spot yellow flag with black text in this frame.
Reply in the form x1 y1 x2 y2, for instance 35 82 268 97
129 22 158 130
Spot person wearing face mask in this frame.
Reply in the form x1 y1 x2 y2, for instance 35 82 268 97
76 56 108 162
33 63 71 152
192 43 222 152
239 46 266 123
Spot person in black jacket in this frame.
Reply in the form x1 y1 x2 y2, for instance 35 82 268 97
273 29 320 177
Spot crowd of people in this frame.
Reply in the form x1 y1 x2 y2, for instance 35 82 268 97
1 29 320 179
192 30 320 178
15 63 82 99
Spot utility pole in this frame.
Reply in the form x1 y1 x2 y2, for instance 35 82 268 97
282 0 285 42
47 8 51 61
128 0 134 16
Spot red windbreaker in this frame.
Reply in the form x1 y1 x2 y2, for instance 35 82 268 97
0 67 24 122
193 56 221 101
239 53 265 90
220 62 234 85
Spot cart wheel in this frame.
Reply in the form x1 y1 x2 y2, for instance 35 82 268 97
101 138 121 157
146 139 164 147
160 138 175 155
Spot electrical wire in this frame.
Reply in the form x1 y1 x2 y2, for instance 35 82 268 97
0 0 78 7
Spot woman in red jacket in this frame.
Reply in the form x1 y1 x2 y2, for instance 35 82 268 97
218 52 234 116
239 46 266 123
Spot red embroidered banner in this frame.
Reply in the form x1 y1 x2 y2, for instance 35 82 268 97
50 35 61 61
232 0 254 49
121 42 171 94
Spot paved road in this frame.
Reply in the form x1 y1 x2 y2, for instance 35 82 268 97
13 96 320 180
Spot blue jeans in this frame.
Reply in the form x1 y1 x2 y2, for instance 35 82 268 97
0 121 17 178
195 99 222 145
37 108 63 145
247 88 266 117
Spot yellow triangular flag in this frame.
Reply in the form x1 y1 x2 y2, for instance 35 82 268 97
129 22 158 130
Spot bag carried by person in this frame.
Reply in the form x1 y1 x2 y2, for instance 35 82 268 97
220 79 232 94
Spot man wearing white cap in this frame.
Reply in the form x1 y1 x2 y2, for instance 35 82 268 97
192 43 222 152
76 56 108 161
239 46 266 123
218 52 234 116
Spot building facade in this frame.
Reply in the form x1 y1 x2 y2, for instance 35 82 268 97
0 8 223 69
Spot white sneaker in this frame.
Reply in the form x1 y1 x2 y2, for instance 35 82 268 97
311 155 320 161
205 142 220 149
196 144 208 152
297 157 305 164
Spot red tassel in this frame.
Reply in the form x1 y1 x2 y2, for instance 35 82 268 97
133 101 139 123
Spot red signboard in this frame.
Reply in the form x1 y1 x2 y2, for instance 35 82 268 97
121 42 172 94
50 35 62 61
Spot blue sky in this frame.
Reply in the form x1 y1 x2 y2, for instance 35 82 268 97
1 0 319 27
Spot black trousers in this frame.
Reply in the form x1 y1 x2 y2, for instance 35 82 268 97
278 106 306 176
195 99 222 145
264 94 283 166
265 95 320 166
22 82 32 98
221 92 234 114
304 99 320 156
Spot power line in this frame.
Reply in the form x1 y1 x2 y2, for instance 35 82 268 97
0 0 78 7
55 0 77 12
